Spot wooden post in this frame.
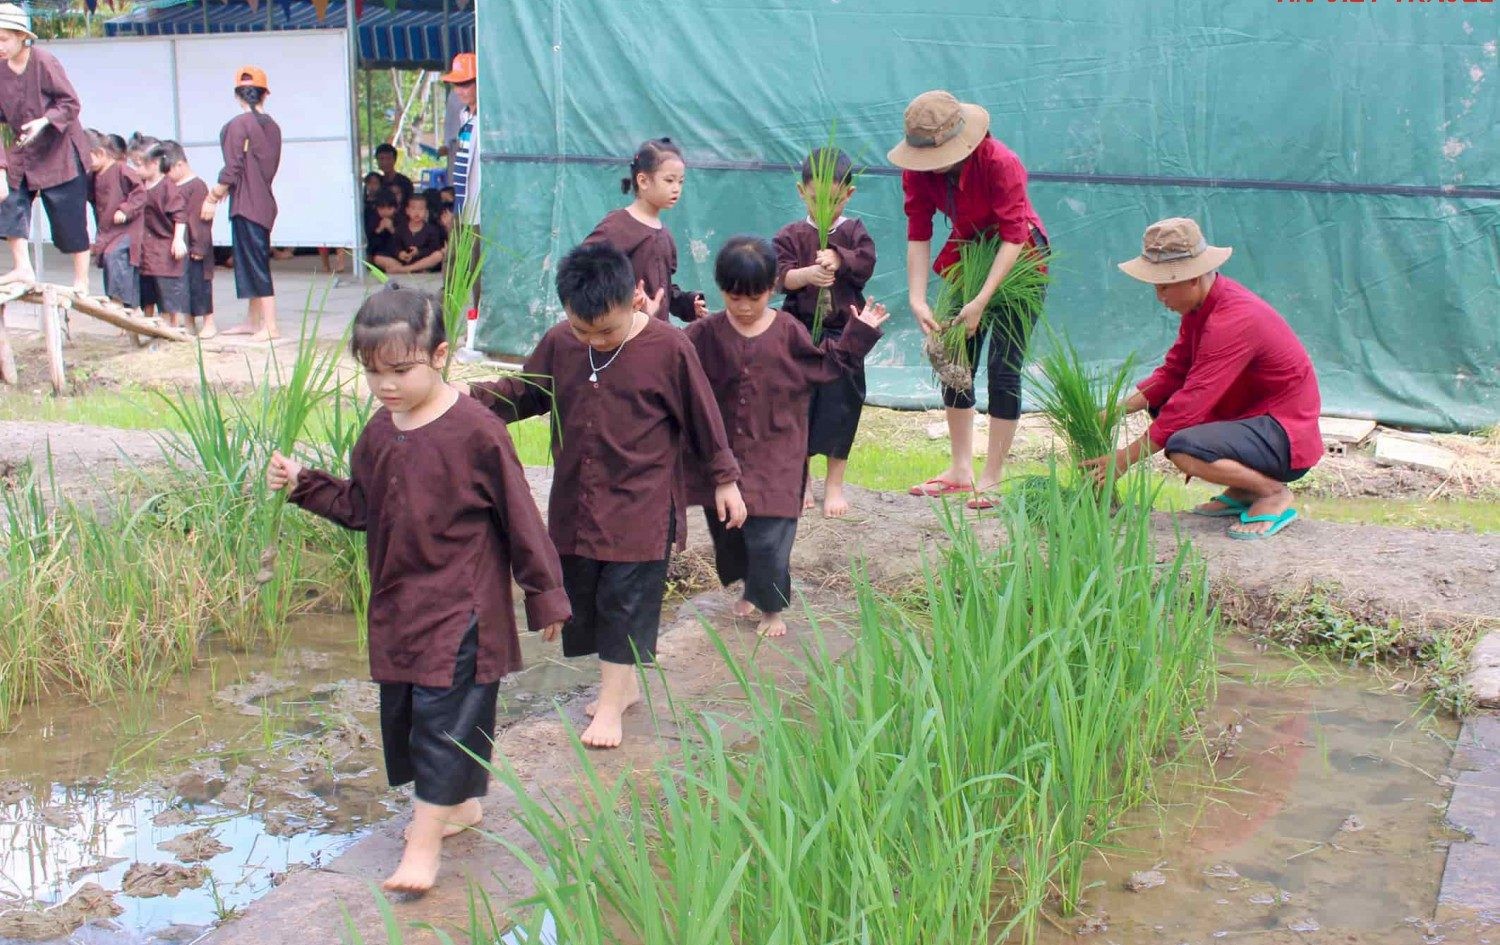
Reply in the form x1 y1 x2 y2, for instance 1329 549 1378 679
41 285 66 394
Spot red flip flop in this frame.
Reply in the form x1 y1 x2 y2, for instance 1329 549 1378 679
965 495 999 510
908 477 970 497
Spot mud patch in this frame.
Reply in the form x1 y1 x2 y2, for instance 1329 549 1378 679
121 863 210 899
0 883 122 940
158 828 231 864
214 673 295 717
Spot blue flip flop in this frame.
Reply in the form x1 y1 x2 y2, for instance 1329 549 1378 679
1191 493 1251 518
1228 508 1299 540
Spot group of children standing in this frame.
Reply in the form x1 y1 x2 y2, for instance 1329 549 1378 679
88 132 217 336
267 135 885 895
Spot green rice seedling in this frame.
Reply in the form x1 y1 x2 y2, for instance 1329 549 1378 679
799 126 854 344
925 234 1050 393
1031 324 1135 467
441 220 486 377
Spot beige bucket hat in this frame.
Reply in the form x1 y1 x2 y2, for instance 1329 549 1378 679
1117 217 1233 284
0 4 35 38
887 90 990 172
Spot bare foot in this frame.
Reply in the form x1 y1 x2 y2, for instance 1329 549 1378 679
803 488 816 511
222 323 255 336
403 797 482 839
580 708 625 749
247 329 281 343
757 613 787 638
0 268 35 286
71 281 89 297
823 488 849 518
583 689 640 718
731 598 756 618
382 847 440 895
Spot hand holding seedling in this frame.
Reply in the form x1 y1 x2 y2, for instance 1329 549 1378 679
815 248 840 272
266 450 303 493
958 298 986 338
716 481 747 529
540 621 563 642
1080 449 1128 485
911 298 939 336
15 117 47 147
854 301 889 330
800 264 835 288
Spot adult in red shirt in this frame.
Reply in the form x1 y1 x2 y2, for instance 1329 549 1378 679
891 90 1048 508
1083 218 1322 540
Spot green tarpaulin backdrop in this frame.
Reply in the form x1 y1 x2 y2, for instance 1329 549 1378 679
477 1 1499 431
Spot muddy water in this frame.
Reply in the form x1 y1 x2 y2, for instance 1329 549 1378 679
0 612 589 945
1038 639 1464 945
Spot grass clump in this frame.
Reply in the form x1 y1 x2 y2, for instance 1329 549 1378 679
923 234 1050 392
1031 326 1134 467
476 471 1217 944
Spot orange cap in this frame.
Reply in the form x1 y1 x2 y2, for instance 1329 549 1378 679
235 65 269 91
441 53 476 84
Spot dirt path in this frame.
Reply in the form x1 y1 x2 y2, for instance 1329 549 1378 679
3 419 1498 943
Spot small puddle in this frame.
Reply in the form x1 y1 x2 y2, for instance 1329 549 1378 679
1038 638 1464 944
0 612 590 944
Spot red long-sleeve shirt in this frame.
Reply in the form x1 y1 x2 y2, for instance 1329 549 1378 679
902 134 1047 275
1139 275 1323 472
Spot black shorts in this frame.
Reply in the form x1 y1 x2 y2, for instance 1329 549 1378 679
807 330 866 460
231 216 274 300
100 239 140 308
141 272 188 315
1164 416 1310 484
704 513 797 615
941 228 1048 419
0 169 91 254
184 258 213 317
378 617 498 806
559 513 674 665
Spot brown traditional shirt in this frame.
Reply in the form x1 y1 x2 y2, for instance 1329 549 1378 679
289 394 572 687
217 111 282 231
470 318 740 562
773 216 877 336
395 220 446 269
132 178 186 279
583 208 702 323
89 161 146 259
176 176 214 263
0 47 90 191
683 311 880 518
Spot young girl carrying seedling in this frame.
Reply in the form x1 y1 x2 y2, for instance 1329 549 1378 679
87 130 144 309
266 285 570 894
773 147 878 518
686 236 886 637
583 137 707 323
127 137 188 329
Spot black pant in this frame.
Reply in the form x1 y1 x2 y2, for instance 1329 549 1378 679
704 513 798 614
378 617 498 806
1164 415 1310 484
0 156 91 254
231 216 274 300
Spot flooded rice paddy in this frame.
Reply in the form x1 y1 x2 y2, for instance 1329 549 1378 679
0 613 589 944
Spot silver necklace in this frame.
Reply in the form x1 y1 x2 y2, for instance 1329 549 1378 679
588 320 635 382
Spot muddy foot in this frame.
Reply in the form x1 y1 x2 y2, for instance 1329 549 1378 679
758 614 788 638
731 598 756 618
823 491 849 518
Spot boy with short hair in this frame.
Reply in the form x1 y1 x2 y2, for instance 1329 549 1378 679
162 140 217 338
373 142 413 203
374 195 444 275
466 242 746 750
86 129 143 308
366 188 399 261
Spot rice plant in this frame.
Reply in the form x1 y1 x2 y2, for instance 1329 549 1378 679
1031 325 1135 466
478 472 1217 945
441 220 486 377
800 126 854 344
924 234 1050 393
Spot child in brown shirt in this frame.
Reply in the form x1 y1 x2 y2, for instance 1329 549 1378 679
466 242 745 750
268 284 569 895
0 7 93 294
374 195 446 275
86 130 143 309
127 137 187 328
583 137 706 323
686 236 886 637
774 148 878 518
163 140 217 338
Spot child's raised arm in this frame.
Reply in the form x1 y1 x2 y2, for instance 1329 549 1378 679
790 301 887 386
268 449 369 531
464 332 557 423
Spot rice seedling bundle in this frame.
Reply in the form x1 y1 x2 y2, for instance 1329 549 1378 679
925 234 1050 393
1031 326 1135 467
800 128 853 344
482 476 1218 945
